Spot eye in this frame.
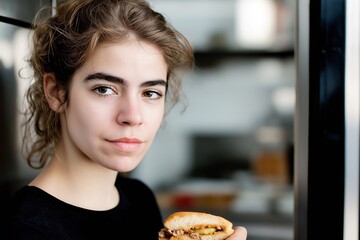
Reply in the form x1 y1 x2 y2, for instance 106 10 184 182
143 90 163 100
93 86 116 96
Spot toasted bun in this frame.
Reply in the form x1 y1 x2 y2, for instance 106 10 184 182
162 211 234 240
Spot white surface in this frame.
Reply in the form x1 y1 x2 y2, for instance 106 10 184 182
344 0 360 239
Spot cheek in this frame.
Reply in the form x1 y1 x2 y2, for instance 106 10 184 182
155 114 164 130
148 106 165 131
66 95 109 138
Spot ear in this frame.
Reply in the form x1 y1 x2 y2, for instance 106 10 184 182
43 73 65 112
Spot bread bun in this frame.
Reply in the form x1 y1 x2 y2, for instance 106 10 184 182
159 211 234 240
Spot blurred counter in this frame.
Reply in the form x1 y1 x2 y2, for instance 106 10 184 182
155 177 293 240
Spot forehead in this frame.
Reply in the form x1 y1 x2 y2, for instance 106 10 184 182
75 39 168 82
94 39 165 63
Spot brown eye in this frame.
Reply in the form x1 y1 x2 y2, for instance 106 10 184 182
143 90 163 99
94 86 116 96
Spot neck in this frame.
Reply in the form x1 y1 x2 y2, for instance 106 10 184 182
30 145 120 211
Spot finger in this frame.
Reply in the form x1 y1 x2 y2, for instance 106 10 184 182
228 226 247 240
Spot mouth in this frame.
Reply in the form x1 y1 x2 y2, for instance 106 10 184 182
108 137 143 152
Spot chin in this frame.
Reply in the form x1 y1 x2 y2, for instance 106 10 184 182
116 165 138 173
109 158 142 173
95 153 144 173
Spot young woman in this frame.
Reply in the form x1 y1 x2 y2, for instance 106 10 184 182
11 0 247 239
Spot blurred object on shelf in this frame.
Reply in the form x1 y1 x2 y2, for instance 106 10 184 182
252 150 290 184
156 179 236 211
230 190 270 214
157 191 236 212
275 189 293 215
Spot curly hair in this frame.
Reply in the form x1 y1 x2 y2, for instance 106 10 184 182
23 0 194 169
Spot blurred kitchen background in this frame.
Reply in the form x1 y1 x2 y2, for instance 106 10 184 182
0 0 295 239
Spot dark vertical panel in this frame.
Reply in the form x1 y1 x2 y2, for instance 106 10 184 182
308 0 345 239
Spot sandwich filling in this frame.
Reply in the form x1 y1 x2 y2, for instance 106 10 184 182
158 225 224 239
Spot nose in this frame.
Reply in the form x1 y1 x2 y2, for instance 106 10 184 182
116 95 143 126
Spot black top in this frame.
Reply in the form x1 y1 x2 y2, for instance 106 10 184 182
11 176 164 240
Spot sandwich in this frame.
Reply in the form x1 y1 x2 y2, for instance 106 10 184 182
158 211 235 240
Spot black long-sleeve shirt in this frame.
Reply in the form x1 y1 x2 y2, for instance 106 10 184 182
11 176 164 240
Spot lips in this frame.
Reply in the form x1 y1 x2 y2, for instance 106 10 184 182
108 137 143 152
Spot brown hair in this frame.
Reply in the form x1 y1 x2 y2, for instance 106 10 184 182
23 0 194 168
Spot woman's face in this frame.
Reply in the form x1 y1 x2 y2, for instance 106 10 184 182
61 40 167 172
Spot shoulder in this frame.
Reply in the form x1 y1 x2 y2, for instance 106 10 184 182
12 186 44 212
12 185 73 225
11 186 60 238
12 186 55 221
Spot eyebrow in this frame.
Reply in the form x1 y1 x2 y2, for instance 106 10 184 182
84 72 167 88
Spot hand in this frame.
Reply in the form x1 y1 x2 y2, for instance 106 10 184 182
227 226 247 240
